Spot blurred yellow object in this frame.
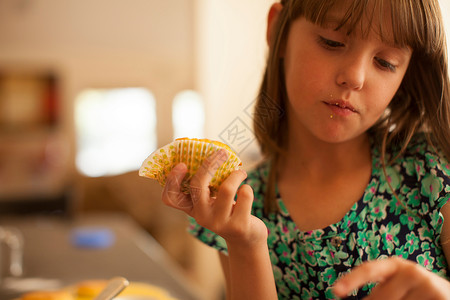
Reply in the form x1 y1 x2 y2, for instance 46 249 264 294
117 282 177 299
20 290 73 300
75 279 108 299
19 281 178 300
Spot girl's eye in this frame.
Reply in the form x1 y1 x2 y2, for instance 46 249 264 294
318 36 345 49
374 57 397 72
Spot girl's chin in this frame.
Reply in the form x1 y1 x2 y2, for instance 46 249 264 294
289 117 368 145
314 128 367 145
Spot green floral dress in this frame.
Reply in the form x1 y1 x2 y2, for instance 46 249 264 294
188 135 450 299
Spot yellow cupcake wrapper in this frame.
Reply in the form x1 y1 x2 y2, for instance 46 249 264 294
139 138 242 192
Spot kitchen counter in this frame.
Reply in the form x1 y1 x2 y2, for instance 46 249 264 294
0 213 201 300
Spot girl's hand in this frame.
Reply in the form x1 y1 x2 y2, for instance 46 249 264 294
333 256 450 299
161 149 268 247
162 150 278 299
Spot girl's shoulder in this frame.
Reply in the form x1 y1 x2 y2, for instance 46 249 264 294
387 133 450 178
406 133 448 173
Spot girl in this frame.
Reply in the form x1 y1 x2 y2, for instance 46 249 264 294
162 0 450 299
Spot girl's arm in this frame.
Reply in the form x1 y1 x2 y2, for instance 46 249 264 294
333 202 450 299
440 202 450 267
220 237 277 300
215 183 277 300
162 150 277 300
219 252 232 297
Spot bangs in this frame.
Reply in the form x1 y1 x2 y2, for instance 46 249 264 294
285 0 446 55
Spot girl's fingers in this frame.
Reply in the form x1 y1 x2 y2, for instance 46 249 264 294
333 259 398 297
364 271 412 300
402 286 440 300
334 257 450 299
333 258 431 299
189 149 229 204
214 169 248 220
233 183 254 220
162 163 192 210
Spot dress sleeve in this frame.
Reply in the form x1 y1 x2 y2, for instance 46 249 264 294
416 142 450 233
187 216 228 255
421 145 450 211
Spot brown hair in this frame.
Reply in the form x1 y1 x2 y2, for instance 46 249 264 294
254 0 450 213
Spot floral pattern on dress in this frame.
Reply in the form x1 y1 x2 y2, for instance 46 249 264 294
188 134 450 299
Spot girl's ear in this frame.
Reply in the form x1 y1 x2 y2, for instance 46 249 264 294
266 3 283 46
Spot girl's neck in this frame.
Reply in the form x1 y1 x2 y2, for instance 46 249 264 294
279 131 371 181
276 132 373 232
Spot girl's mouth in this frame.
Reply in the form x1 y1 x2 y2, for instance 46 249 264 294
324 101 358 116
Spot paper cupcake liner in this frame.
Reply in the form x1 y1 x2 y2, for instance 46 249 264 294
139 138 242 192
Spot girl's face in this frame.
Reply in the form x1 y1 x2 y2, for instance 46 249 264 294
283 8 412 144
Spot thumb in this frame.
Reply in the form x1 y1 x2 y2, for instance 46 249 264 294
162 163 193 211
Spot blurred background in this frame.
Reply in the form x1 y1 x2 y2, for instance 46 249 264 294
0 1 273 299
0 0 449 299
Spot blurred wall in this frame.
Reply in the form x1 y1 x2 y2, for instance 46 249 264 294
0 0 195 175
0 0 277 171
1 0 450 195
195 0 272 158
0 1 273 299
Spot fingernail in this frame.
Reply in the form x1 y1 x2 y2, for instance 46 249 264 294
216 148 229 162
235 169 247 178
173 163 187 172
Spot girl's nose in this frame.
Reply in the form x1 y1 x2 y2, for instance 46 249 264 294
336 57 366 91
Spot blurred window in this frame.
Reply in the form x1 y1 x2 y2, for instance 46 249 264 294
75 88 157 177
172 90 204 139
